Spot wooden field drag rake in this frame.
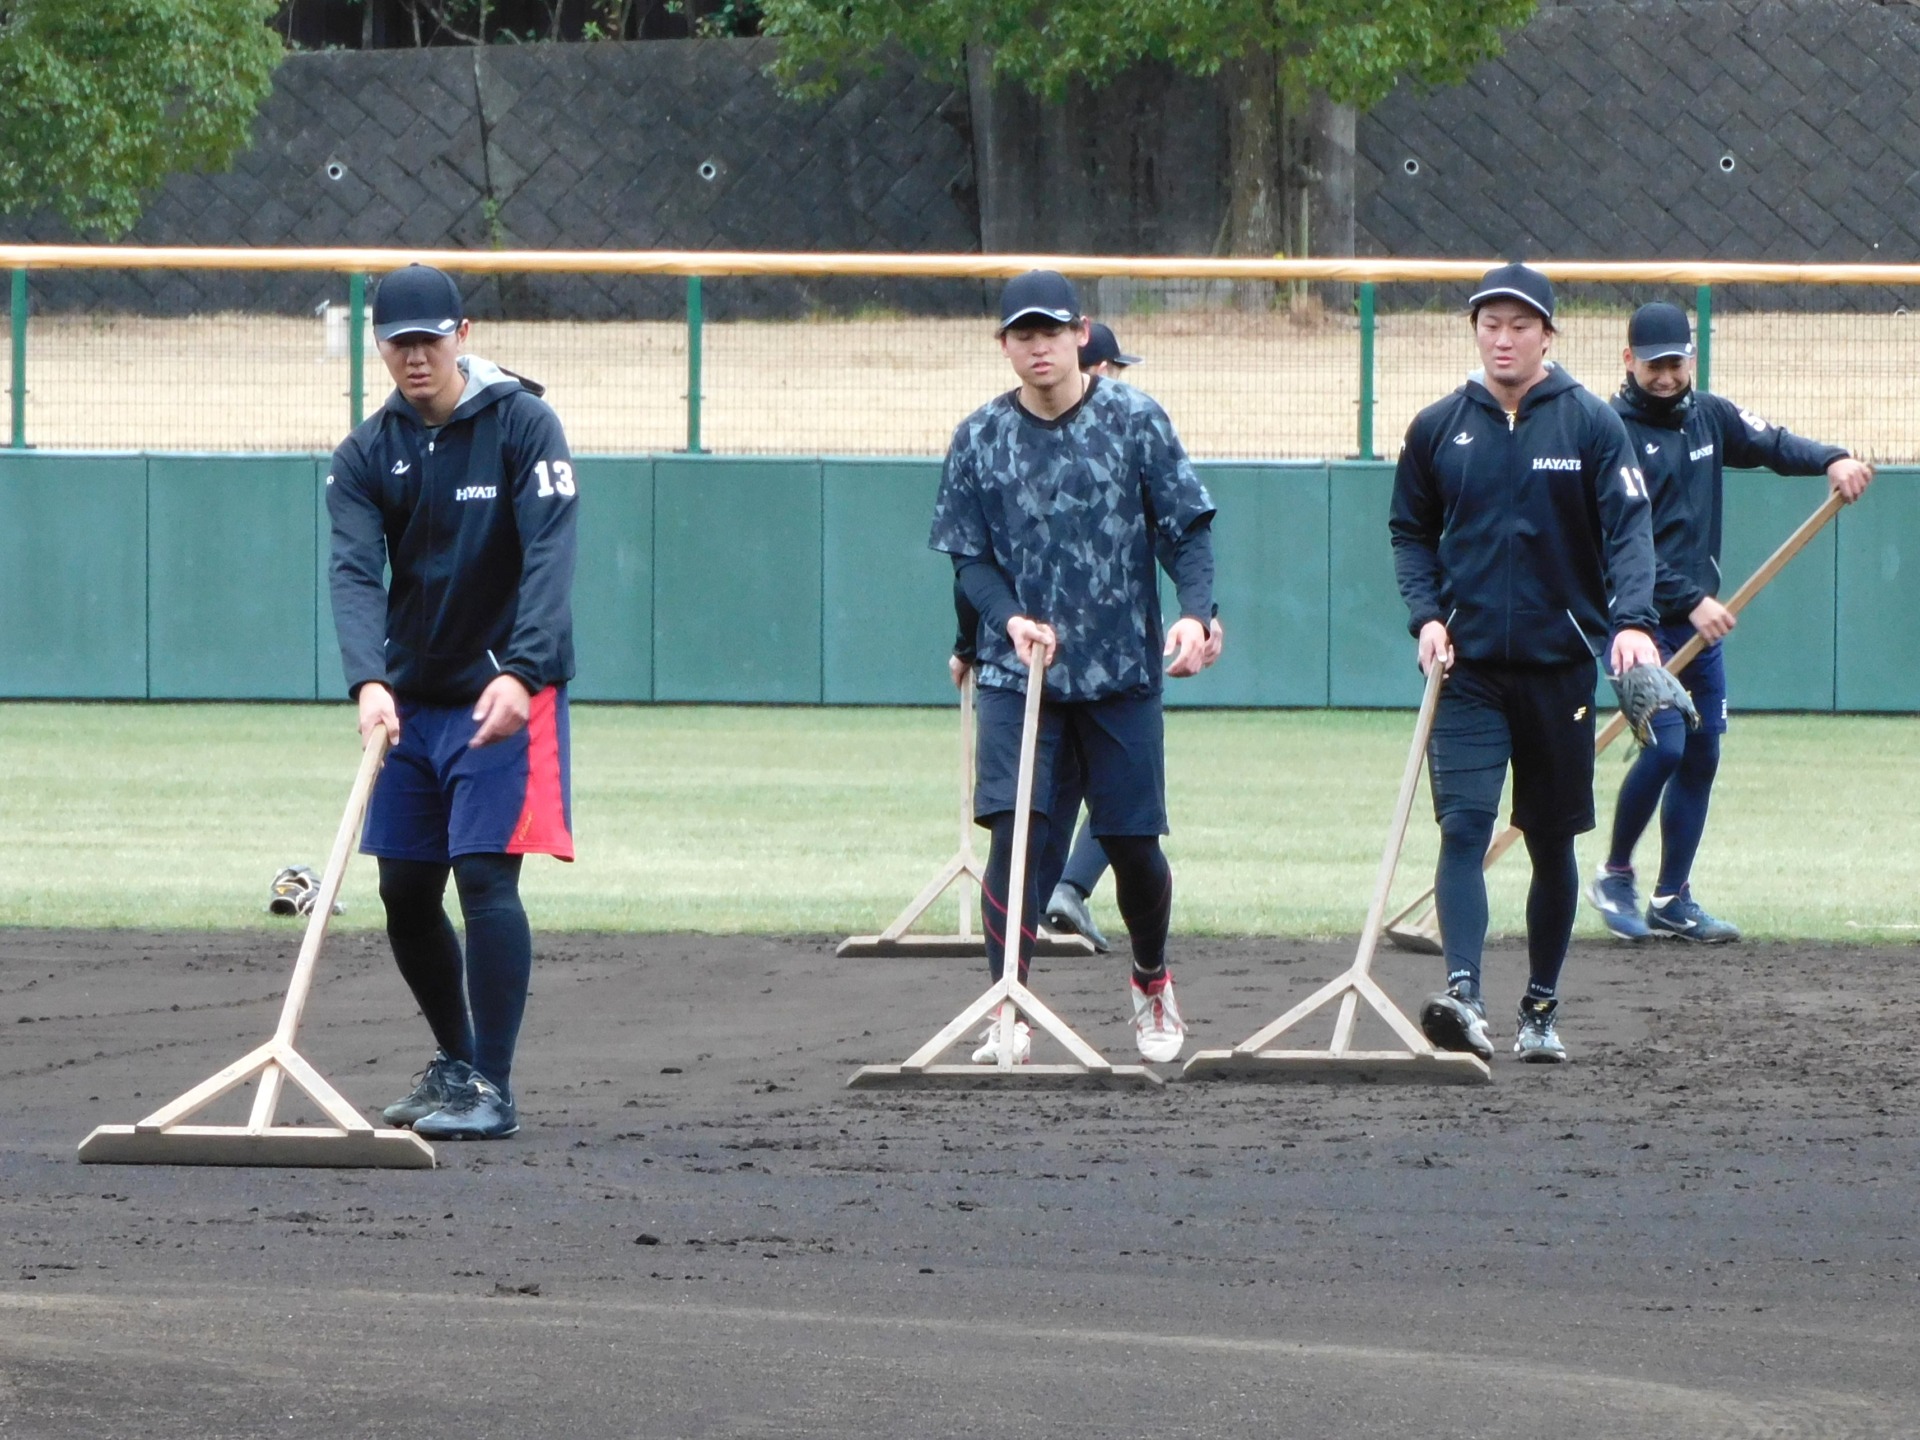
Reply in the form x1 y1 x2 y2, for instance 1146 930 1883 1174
837 668 1093 961
1184 662 1490 1084
849 652 1159 1090
1382 490 1849 955
78 727 435 1168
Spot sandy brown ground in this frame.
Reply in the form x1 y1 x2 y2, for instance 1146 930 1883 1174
2 928 1916 1438
10 308 1917 459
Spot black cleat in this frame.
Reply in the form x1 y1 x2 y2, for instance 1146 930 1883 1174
413 1073 519 1141
380 1052 472 1128
1421 980 1494 1061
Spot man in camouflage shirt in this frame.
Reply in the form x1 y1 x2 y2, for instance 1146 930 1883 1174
929 271 1217 1064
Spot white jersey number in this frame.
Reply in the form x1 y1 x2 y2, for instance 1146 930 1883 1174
1618 464 1648 500
534 459 576 498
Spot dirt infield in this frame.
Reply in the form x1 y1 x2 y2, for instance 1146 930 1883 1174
3 928 1916 1437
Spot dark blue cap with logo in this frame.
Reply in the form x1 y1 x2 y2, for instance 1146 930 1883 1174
1079 322 1142 370
1467 262 1555 323
1627 301 1695 361
373 264 465 342
997 270 1082 332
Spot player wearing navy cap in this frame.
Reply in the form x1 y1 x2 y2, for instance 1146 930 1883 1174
327 264 578 1140
1391 262 1659 1064
1586 302 1872 943
931 271 1217 1064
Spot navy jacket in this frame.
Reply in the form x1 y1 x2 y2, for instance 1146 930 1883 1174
327 357 578 705
1611 383 1845 622
1390 366 1657 667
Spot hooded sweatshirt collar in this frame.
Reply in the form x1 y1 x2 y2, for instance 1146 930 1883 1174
383 354 540 427
1462 360 1579 417
1613 371 1695 429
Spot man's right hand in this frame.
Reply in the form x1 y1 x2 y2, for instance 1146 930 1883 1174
357 682 399 746
1417 620 1454 676
948 655 971 689
1006 616 1058 671
1689 595 1736 643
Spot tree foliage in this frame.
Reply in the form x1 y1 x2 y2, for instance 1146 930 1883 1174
761 0 1534 108
0 0 284 237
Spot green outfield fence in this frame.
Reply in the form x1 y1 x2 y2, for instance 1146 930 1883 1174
4 248 1920 459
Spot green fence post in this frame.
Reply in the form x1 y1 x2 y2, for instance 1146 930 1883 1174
349 272 367 427
10 268 27 449
686 275 704 454
1695 283 1712 393
1357 281 1376 460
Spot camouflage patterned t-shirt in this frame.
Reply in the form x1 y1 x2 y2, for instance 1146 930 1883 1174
928 378 1215 701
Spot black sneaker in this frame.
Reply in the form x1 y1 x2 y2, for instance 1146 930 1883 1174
1044 883 1111 952
1646 890 1741 943
412 1073 519 1141
1420 980 1493 1061
1513 996 1568 1063
380 1052 472 1128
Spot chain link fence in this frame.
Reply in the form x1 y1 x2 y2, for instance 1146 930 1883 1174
3 255 1915 461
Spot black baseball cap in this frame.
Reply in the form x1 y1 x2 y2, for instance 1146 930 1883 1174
998 270 1082 332
372 264 465 342
1467 262 1554 323
1079 322 1142 370
1627 301 1695 361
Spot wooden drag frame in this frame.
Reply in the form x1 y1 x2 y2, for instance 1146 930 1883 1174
837 669 1093 961
1185 663 1490 1084
850 652 1159 1090
78 728 435 1168
1382 490 1850 956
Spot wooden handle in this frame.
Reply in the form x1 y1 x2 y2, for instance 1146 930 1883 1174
998 650 1049 986
1351 662 1446 981
271 726 392 1047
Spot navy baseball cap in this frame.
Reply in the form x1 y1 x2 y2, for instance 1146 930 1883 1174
1627 302 1695 361
998 270 1082 332
372 264 465 342
1079 322 1142 370
1467 262 1554 323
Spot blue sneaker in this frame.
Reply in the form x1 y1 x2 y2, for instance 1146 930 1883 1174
413 1073 519 1140
1586 867 1652 941
1646 890 1741 943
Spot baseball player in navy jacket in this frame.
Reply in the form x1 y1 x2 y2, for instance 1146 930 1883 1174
1586 302 1872 944
327 264 578 1141
1391 263 1659 1065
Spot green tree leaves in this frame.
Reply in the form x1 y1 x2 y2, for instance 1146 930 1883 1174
0 0 284 237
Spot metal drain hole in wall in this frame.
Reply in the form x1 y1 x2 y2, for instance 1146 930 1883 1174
1403 158 1420 176
1719 154 1736 173
698 161 718 182
324 161 347 182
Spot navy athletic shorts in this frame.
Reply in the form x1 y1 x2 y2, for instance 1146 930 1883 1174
974 685 1167 837
362 685 574 863
1653 620 1729 736
1427 659 1597 836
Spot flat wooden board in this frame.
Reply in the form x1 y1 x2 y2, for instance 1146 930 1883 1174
1382 925 1444 956
836 933 1096 959
1180 1048 1491 1085
77 1124 437 1168
846 1062 1163 1090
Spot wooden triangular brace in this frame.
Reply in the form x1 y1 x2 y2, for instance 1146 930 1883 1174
847 970 1161 1089
1184 664 1490 1085
78 728 436 1168
839 669 1092 960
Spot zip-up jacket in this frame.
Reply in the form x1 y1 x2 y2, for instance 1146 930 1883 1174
1611 382 1845 622
327 356 578 705
1390 365 1657 666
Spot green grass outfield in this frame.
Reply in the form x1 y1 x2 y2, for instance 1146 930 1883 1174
1 702 1915 940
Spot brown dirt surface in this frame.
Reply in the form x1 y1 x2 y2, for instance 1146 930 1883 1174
12 308 1916 459
3 927 1916 1437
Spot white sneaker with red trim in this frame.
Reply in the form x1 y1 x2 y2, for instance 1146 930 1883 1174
1130 974 1186 1064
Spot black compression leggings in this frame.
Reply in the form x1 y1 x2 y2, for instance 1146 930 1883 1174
378 853 531 1089
1431 812 1577 1001
982 815 1171 983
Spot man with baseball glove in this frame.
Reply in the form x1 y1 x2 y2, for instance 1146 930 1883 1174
1391 263 1659 1065
1587 303 1873 943
327 264 578 1141
931 270 1216 1065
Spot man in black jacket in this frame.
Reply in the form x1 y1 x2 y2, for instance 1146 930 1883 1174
1390 263 1659 1065
1587 302 1872 943
327 264 578 1141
